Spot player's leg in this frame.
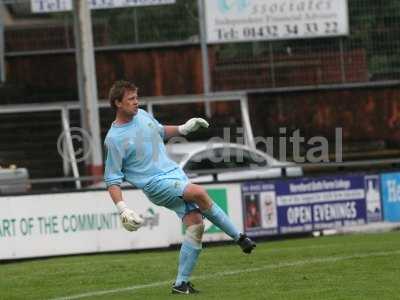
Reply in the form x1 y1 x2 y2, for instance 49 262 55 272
173 210 203 294
183 183 256 253
183 183 239 240
142 176 204 293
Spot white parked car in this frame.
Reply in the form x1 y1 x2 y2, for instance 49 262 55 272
88 142 303 189
166 142 303 183
0 166 30 195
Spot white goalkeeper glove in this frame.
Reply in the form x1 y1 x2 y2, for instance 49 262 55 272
178 118 209 135
120 208 144 232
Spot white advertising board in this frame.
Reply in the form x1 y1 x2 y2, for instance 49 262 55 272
205 0 349 43
0 184 243 260
31 0 175 13
0 189 180 260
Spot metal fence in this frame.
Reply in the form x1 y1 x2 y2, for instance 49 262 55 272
4 0 199 50
0 92 251 188
211 0 400 90
2 0 400 91
1 1 400 191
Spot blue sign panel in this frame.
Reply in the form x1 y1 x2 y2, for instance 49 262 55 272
275 175 367 234
380 172 400 222
242 175 370 237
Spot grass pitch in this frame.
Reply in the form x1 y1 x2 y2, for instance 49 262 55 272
1 231 399 300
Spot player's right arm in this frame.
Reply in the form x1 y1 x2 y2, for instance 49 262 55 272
104 138 143 231
108 184 124 204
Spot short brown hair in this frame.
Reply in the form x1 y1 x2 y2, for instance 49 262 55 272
108 80 138 110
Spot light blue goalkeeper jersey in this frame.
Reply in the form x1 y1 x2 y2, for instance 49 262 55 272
104 109 179 189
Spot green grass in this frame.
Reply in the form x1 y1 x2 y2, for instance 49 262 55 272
1 231 400 300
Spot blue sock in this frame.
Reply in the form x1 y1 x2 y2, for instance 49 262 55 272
202 203 241 241
175 240 201 285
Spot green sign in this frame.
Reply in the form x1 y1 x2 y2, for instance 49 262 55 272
204 188 228 234
182 188 228 234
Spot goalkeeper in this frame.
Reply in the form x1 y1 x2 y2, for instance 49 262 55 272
104 81 256 295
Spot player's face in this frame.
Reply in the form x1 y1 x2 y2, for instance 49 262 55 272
118 89 139 116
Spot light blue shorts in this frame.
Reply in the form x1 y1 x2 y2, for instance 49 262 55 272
143 168 199 219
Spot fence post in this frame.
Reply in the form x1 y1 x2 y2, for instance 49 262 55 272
240 95 255 149
197 0 212 117
0 12 5 83
73 0 103 178
61 108 82 189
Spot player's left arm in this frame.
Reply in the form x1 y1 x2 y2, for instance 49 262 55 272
164 126 180 139
164 118 209 139
146 109 209 140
